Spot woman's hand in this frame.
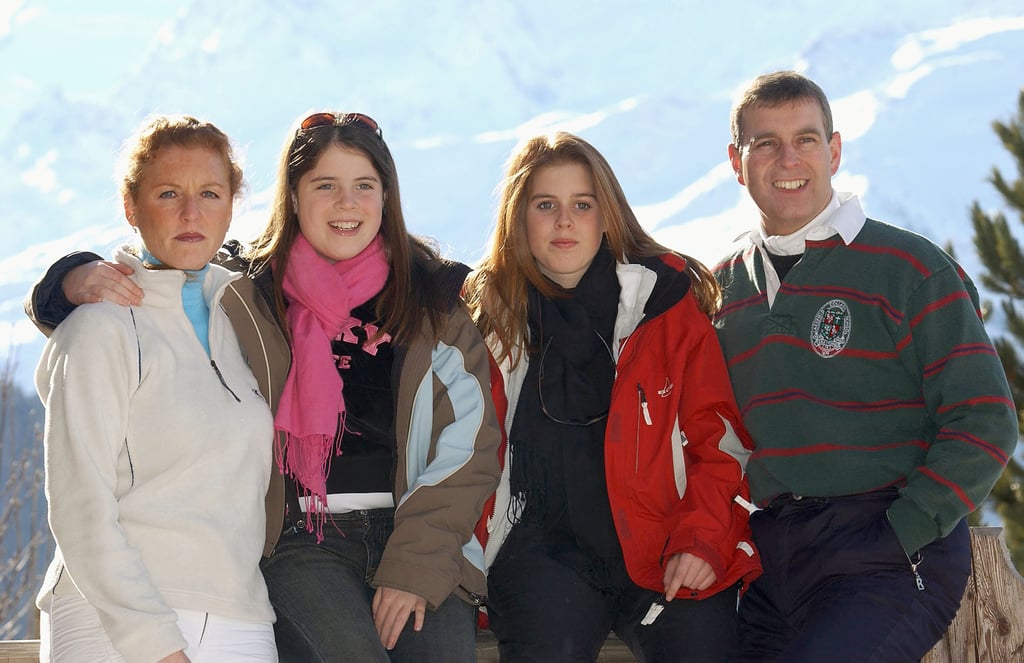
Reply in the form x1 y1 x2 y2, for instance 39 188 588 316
663 551 717 600
157 651 191 663
63 261 143 306
372 585 427 650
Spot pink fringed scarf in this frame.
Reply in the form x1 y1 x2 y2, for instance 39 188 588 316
274 233 390 540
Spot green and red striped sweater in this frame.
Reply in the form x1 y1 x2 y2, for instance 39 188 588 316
713 216 1018 555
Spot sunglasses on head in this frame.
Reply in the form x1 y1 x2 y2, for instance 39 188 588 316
295 112 383 140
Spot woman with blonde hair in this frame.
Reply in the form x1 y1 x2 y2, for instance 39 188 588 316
465 131 760 662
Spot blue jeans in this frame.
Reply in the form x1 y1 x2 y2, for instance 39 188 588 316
487 524 739 662
260 508 477 663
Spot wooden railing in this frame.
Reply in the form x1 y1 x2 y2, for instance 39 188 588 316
0 639 37 663
921 527 1024 663
3 528 1021 663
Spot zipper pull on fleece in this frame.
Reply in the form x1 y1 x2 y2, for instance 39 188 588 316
637 383 653 426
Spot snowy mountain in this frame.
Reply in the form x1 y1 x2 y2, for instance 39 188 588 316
2 0 1024 390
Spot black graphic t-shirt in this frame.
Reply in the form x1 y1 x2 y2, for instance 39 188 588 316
325 298 397 494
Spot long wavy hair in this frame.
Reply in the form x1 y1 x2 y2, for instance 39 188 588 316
246 113 445 344
464 131 721 367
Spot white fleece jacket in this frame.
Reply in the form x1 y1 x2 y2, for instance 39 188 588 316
35 248 275 662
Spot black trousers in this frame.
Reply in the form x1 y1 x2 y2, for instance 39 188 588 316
487 524 739 663
733 490 971 662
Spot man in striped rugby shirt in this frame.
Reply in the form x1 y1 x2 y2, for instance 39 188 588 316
714 70 1018 662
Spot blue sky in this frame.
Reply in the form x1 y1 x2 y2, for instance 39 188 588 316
1 1 165 116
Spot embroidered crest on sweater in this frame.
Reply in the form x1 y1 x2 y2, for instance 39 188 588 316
810 298 851 358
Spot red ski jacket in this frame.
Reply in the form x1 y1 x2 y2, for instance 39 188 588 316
477 255 761 600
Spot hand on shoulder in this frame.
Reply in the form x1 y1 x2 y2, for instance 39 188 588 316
64 260 142 306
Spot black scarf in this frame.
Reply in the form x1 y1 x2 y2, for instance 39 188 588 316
507 246 629 592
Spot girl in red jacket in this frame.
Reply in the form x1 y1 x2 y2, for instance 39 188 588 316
464 132 760 662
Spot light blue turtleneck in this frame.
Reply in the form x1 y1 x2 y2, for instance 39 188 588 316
140 248 211 356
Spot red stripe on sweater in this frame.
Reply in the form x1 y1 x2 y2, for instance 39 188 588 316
923 344 999 378
909 291 973 328
918 466 976 510
752 439 930 458
716 292 766 320
809 237 931 277
712 249 752 274
937 394 1016 415
936 430 1011 466
743 388 923 416
728 336 899 369
780 283 902 323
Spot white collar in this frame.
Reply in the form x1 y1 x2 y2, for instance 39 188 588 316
746 191 866 255
743 192 867 309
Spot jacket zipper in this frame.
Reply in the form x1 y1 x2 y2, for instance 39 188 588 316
637 383 653 426
210 359 242 402
888 512 925 591
635 383 652 473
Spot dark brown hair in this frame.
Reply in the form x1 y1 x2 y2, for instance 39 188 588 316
247 113 445 344
730 70 834 148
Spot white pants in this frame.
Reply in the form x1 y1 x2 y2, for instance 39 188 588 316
40 592 277 663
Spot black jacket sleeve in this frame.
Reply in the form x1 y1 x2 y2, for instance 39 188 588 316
24 251 105 334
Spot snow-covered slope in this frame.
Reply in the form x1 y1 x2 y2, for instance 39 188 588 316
2 1 1023 387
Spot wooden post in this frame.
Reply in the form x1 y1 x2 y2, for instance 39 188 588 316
0 640 38 663
922 526 1024 662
